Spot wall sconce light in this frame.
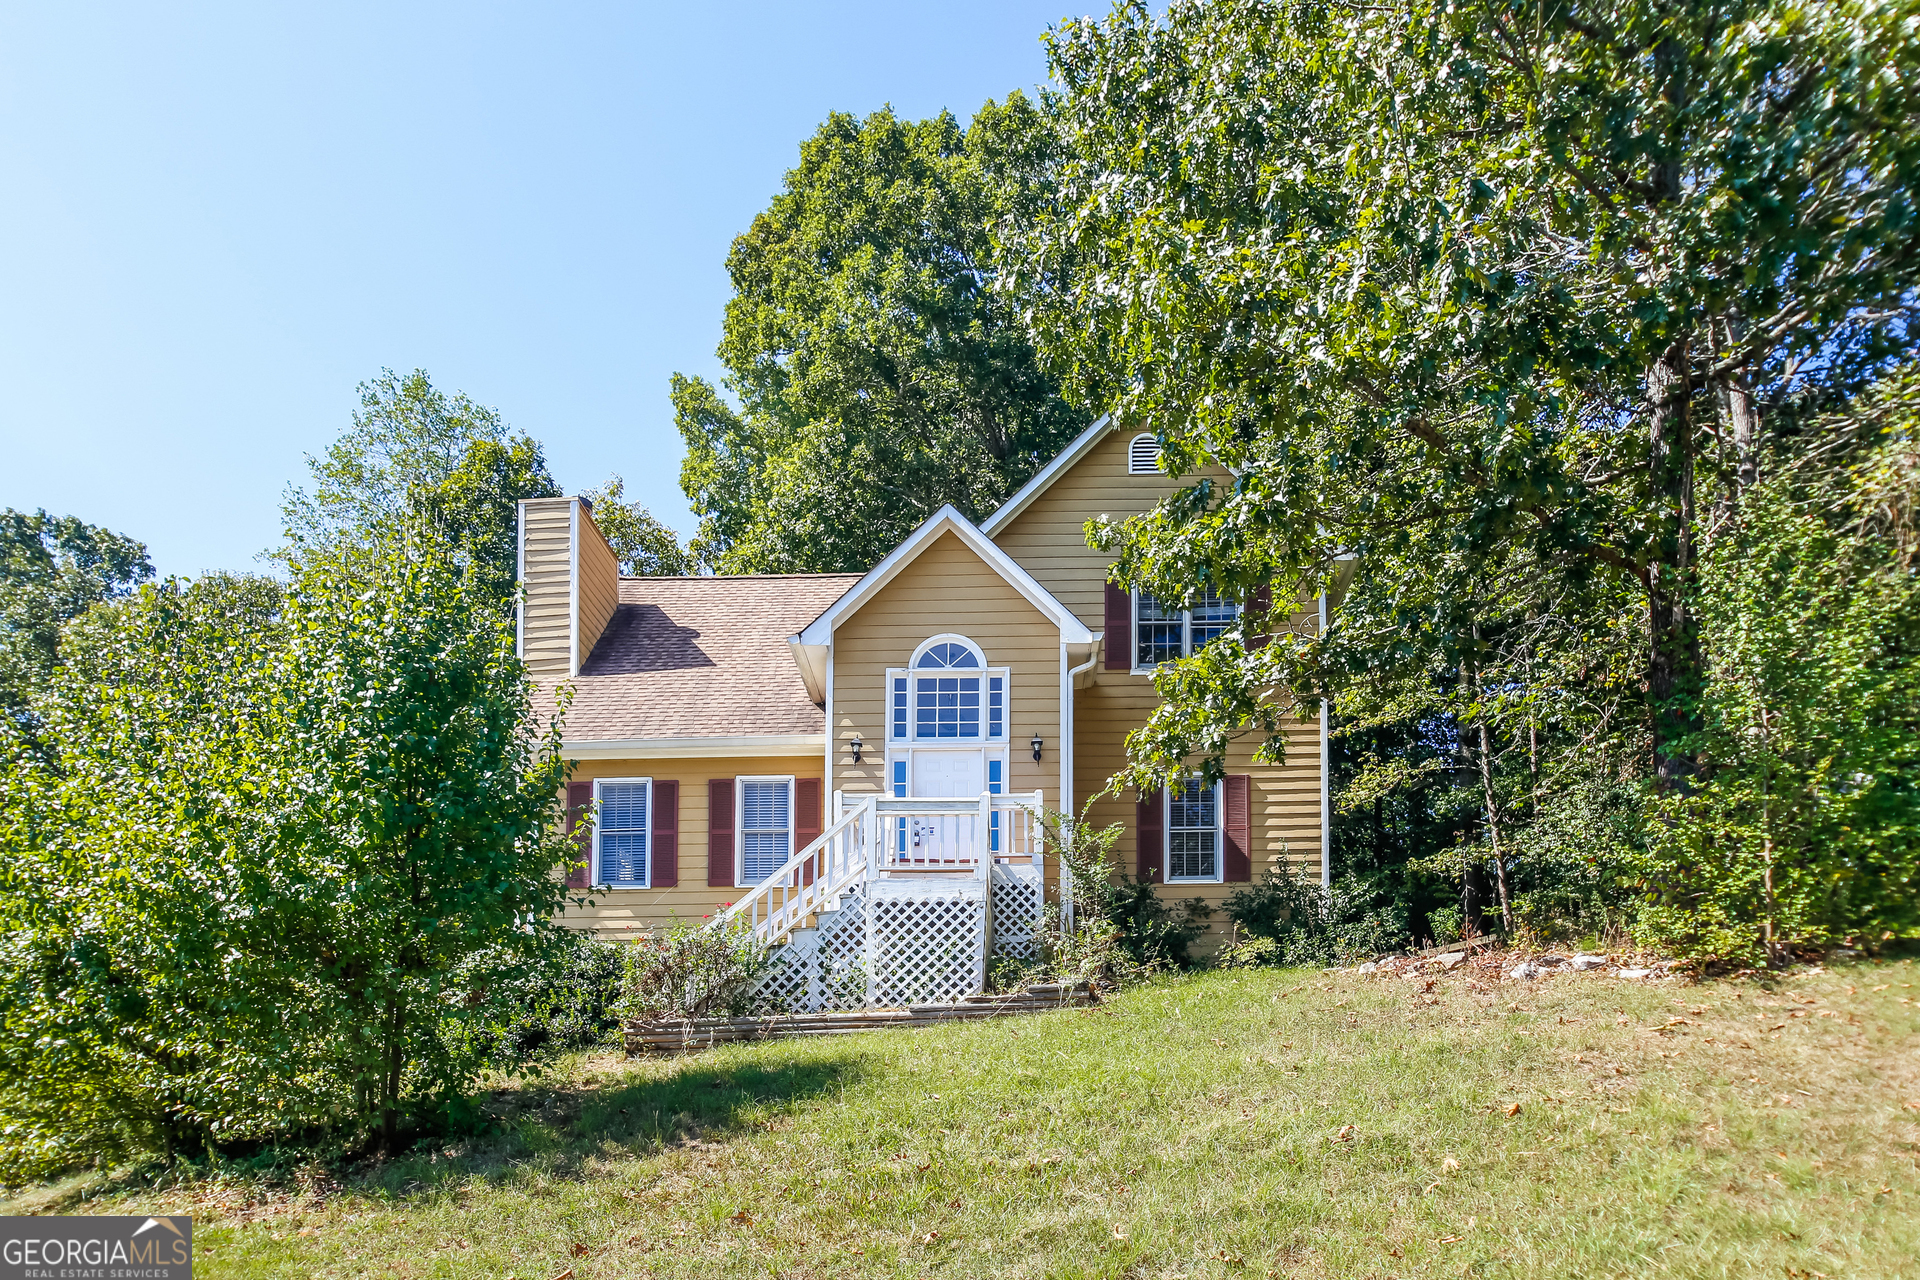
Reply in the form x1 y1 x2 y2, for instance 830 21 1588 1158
1030 733 1044 762
849 734 863 763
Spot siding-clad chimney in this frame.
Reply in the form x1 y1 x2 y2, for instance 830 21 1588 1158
517 496 619 678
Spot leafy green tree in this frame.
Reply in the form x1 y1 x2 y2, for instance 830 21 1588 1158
0 509 152 727
1022 0 1920 785
676 94 1098 572
579 475 695 575
0 536 579 1175
1640 374 1920 963
284 368 562 605
268 532 578 1150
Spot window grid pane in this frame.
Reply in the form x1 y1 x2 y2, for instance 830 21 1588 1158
1136 592 1184 667
916 642 980 669
915 675 980 739
1167 778 1218 880
597 782 649 885
1189 586 1239 651
892 676 907 739
988 676 1003 738
739 781 791 883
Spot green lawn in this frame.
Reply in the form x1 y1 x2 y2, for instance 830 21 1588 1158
21 958 1920 1278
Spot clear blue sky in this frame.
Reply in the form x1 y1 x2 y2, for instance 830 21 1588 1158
0 2 1083 578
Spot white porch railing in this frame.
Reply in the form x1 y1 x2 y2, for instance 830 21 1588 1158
713 790 1046 950
713 795 874 945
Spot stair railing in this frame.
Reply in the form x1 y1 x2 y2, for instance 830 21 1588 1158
712 795 875 945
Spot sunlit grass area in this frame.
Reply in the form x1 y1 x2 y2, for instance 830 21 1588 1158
19 957 1920 1279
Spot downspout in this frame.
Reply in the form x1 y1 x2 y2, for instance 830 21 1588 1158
1060 640 1101 929
823 648 835 811
1319 592 1331 888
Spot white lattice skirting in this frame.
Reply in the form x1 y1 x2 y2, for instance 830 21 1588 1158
751 867 1051 1014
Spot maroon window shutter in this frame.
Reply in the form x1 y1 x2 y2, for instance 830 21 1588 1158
1223 774 1253 882
1135 787 1164 883
707 777 735 887
652 780 679 887
1248 585 1273 650
1105 580 1132 670
795 778 822 886
564 780 594 888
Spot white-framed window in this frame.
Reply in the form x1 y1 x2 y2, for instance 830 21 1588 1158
1134 587 1239 669
1127 432 1161 475
888 635 1008 743
1166 777 1222 883
594 777 651 887
736 775 794 887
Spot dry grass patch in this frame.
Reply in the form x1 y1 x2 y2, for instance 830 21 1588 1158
13 956 1920 1278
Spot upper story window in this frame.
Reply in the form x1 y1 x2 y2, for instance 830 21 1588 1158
890 636 1007 742
594 778 650 887
1128 433 1161 475
1136 587 1239 668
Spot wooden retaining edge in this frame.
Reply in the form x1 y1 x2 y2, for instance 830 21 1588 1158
624 983 1095 1052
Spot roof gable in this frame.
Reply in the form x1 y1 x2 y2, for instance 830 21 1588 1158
793 505 1093 647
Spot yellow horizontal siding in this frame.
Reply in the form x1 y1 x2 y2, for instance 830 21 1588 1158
559 754 826 939
521 499 575 678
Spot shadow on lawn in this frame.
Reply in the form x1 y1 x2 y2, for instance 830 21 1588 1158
358 1053 869 1198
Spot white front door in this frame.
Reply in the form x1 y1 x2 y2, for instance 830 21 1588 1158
911 749 984 798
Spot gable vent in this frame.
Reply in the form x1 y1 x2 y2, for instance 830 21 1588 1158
1127 433 1161 475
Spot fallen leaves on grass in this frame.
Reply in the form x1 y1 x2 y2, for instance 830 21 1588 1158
1504 1102 1523 1117
727 1210 754 1227
567 1242 589 1257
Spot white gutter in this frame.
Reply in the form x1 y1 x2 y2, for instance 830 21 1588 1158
563 734 822 761
1059 641 1100 929
1319 591 1331 887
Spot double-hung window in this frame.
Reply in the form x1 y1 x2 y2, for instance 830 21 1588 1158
1166 777 1222 883
737 777 793 886
1134 586 1239 669
594 778 651 887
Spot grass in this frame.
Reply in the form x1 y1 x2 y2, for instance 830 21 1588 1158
16 955 1920 1279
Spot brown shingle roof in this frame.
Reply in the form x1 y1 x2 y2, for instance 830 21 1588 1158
556 574 859 742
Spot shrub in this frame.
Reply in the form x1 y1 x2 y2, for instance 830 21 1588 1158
1223 865 1404 966
484 933 625 1064
617 918 769 1024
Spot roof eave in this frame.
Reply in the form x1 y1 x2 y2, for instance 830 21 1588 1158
979 413 1115 536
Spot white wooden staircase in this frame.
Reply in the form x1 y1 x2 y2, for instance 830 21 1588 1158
709 791 1047 1013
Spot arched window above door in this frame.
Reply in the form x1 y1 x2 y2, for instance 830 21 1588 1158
912 635 984 669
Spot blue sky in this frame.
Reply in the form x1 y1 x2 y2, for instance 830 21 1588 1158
0 2 1082 578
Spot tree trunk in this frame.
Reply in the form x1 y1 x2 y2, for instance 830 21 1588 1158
1716 313 1761 494
381 995 407 1154
1477 718 1514 933
1646 334 1702 790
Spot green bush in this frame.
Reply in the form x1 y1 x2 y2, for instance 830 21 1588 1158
1223 866 1405 967
485 933 626 1064
617 918 769 1024
1640 385 1920 964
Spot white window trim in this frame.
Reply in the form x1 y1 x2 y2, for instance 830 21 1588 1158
1130 587 1240 674
592 776 652 889
886 665 1012 743
1165 777 1225 884
909 632 987 670
735 774 796 889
